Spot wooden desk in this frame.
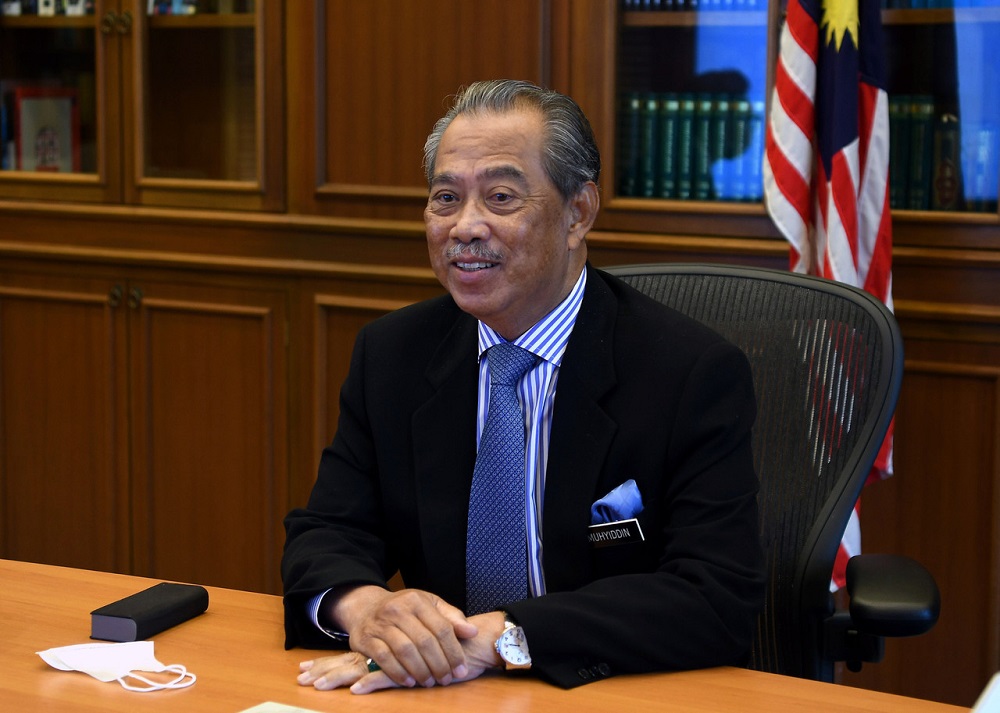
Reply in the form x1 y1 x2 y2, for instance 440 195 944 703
1 559 967 712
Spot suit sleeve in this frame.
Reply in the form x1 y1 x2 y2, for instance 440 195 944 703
507 340 765 688
281 325 392 650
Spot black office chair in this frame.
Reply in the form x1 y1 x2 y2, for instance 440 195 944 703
603 262 940 682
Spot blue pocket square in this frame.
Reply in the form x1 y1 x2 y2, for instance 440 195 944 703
590 479 644 524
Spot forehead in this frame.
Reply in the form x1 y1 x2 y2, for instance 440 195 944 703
433 108 547 179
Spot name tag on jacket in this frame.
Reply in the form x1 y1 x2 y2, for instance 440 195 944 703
587 518 644 548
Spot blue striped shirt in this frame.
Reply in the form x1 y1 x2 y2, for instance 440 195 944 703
476 267 587 600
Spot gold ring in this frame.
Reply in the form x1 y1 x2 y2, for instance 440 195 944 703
365 657 380 673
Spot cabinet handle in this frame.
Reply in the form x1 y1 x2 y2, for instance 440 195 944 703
108 285 124 308
115 10 133 35
100 10 117 35
127 287 143 310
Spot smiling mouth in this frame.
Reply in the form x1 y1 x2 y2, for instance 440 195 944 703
455 261 497 271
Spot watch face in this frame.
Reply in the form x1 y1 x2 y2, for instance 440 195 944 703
499 626 531 667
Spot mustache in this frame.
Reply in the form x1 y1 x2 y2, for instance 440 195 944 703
445 243 504 262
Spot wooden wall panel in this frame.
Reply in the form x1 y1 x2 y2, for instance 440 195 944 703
129 277 288 594
0 272 129 573
322 0 548 190
841 319 1000 706
301 274 445 498
312 298 399 469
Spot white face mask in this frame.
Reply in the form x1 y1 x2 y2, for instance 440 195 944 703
37 641 196 692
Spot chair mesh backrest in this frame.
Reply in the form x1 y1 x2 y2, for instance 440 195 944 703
604 263 903 680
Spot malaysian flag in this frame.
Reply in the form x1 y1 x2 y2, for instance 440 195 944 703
763 0 894 589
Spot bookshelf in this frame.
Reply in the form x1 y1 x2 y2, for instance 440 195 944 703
604 0 1000 232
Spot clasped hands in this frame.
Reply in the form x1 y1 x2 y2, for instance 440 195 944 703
297 585 505 694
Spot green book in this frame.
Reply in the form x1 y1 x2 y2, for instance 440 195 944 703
656 93 680 199
692 94 714 200
906 96 935 210
888 95 910 210
729 98 752 201
617 92 643 197
638 93 660 198
676 94 696 200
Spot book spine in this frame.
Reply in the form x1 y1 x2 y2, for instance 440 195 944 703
638 93 660 198
931 112 961 211
692 94 714 200
888 94 910 210
675 94 696 200
906 96 935 210
657 93 680 199
729 98 751 201
617 92 643 197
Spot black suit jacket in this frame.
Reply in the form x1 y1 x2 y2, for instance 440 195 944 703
282 265 765 688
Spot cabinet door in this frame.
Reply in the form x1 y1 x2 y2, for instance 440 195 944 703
287 0 553 219
128 275 287 594
0 3 124 203
883 5 1000 215
126 0 284 211
0 269 129 572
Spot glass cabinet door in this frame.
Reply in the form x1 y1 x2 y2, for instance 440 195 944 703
0 1 122 202
883 1 1000 214
141 2 255 184
615 1 770 205
0 0 281 210
132 0 281 210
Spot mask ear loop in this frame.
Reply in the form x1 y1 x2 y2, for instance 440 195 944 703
117 665 196 692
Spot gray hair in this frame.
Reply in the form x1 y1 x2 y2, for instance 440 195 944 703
422 79 601 201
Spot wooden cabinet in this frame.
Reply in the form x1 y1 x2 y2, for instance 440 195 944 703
0 258 289 594
0 1 284 210
0 268 129 573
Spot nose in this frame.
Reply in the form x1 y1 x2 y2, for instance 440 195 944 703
450 198 490 243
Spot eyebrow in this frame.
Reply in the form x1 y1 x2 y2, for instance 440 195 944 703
429 164 528 189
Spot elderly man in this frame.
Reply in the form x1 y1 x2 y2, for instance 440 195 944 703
282 79 764 694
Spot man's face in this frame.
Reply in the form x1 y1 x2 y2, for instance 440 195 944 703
424 108 594 340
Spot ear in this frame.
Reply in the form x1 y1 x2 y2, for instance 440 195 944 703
566 181 600 249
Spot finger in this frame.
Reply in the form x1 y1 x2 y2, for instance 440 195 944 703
437 598 479 640
384 607 470 686
296 653 366 690
350 669 401 695
363 596 452 686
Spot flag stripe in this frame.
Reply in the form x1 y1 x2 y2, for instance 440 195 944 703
764 0 894 591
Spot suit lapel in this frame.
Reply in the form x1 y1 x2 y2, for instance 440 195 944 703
411 313 479 607
542 268 620 592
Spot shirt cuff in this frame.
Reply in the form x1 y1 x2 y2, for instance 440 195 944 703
308 589 349 642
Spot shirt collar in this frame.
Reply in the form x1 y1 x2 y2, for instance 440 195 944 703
477 267 587 367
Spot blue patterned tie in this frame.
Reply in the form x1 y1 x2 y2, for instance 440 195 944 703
465 343 538 615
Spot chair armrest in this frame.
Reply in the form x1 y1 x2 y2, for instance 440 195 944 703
846 553 940 637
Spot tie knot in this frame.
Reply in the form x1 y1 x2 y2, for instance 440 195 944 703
487 343 537 386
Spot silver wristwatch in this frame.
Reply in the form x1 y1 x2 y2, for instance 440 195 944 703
495 611 532 671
